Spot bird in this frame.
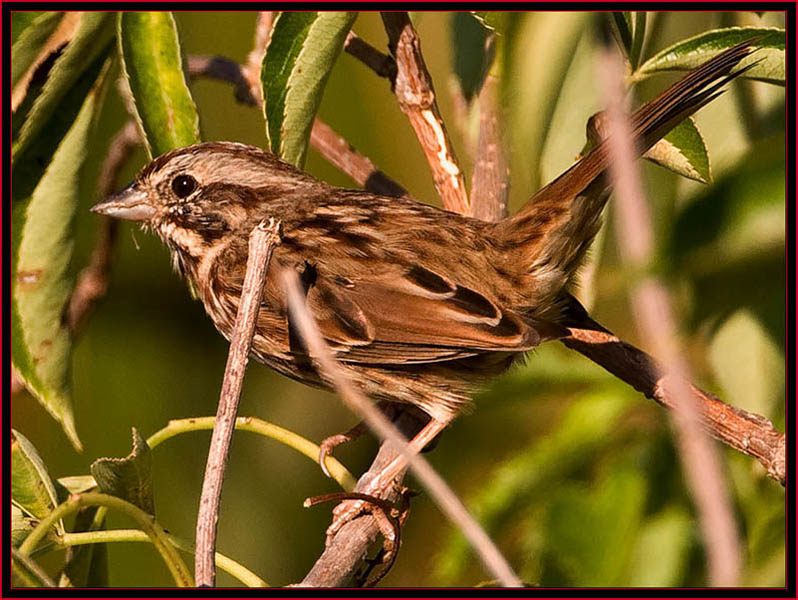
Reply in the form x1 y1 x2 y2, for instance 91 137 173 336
92 40 753 534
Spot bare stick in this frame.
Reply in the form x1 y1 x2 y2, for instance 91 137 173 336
469 35 510 222
344 31 397 82
598 43 741 586
68 120 141 334
242 11 273 105
561 298 786 485
194 219 282 587
187 55 257 106
381 12 470 214
282 269 522 588
310 119 408 198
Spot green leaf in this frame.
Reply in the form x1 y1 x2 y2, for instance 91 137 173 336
708 309 784 416
672 137 784 269
11 12 114 204
612 12 633 56
545 467 647 585
118 12 200 158
671 136 785 346
262 11 357 167
91 428 156 515
12 49 62 145
644 117 711 183
451 12 492 103
626 507 692 586
637 27 785 85
11 431 62 533
12 65 109 450
435 389 635 583
11 12 63 87
506 12 588 191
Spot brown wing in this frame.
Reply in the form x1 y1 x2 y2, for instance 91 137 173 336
303 263 561 365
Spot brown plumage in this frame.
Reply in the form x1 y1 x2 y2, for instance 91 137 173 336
93 42 752 424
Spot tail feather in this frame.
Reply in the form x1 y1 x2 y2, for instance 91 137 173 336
496 40 755 317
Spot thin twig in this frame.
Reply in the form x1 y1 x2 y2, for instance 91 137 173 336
309 119 408 197
282 269 522 588
469 35 509 222
187 55 257 106
561 298 786 485
301 408 426 587
68 120 141 335
195 219 282 587
344 31 397 82
381 12 470 213
242 11 273 105
597 42 741 586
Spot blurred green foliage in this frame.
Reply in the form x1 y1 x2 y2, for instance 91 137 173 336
11 11 785 587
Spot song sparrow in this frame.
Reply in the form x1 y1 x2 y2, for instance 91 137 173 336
92 43 751 498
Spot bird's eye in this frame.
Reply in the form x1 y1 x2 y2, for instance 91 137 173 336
171 175 197 198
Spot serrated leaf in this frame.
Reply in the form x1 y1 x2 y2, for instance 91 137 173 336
262 11 357 167
12 65 109 451
471 11 510 35
91 428 155 515
451 12 491 103
11 431 63 534
59 507 108 587
644 117 711 183
11 12 63 87
118 12 200 158
637 27 785 85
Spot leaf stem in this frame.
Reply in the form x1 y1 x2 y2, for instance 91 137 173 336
60 529 267 587
18 492 192 587
146 416 356 491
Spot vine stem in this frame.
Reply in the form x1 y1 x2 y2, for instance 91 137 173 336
60 529 267 588
18 492 192 587
148 416 356 491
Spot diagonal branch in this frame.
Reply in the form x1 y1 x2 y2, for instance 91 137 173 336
468 34 510 222
380 12 470 214
561 296 786 485
195 219 282 587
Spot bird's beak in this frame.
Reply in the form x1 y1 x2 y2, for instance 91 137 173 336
91 184 155 221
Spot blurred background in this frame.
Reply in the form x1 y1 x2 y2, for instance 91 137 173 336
12 11 785 587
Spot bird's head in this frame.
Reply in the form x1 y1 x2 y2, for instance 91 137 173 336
92 141 318 262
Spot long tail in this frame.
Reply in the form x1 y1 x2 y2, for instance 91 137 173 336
495 40 755 315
